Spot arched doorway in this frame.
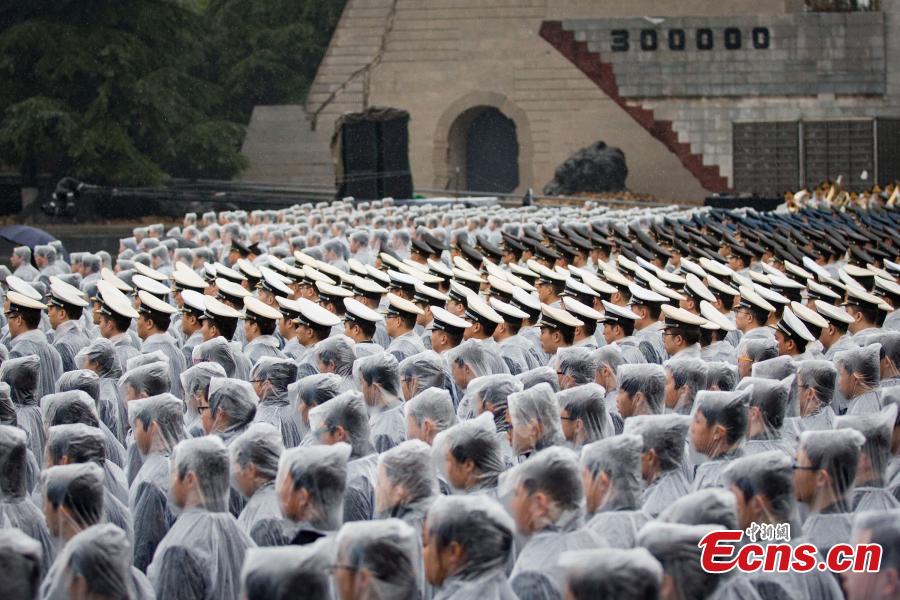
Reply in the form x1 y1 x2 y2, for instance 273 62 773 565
447 106 519 194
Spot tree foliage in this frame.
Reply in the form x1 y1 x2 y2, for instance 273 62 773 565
0 0 346 186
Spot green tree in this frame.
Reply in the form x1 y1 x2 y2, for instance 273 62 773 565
0 0 247 185
205 0 346 122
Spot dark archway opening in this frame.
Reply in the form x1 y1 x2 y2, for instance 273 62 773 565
448 106 519 194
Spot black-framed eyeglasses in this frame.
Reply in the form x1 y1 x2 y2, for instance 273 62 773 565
196 405 210 413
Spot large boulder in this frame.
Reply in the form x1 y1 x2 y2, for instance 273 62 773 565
543 141 627 196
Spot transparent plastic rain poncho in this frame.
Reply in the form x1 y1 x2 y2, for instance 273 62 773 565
432 412 505 495
287 372 342 438
127 395 185 571
41 390 126 470
147 436 255 598
795 359 838 422
847 511 900 600
77 339 126 441
45 423 129 511
690 387 752 491
836 404 900 512
736 376 795 456
637 522 726 600
706 362 738 391
0 425 54 571
46 525 139 600
251 357 302 448
312 334 356 379
230 423 286 543
57 369 101 404
423 495 517 600
276 442 350 533
501 446 603 592
517 365 561 393
835 343 883 415
553 346 598 388
117 361 171 402
508 382 565 455
722 450 795 528
405 387 457 443
556 383 612 447
128 394 187 457
353 351 406 452
208 377 259 444
560 547 663 600
658 488 738 529
308 391 375 459
616 363 667 417
622 414 692 515
240 544 331 600
0 383 14 425
180 362 227 434
447 338 509 387
335 519 419 600
581 434 649 549
664 358 708 415
125 350 170 372
797 428 865 554
8 328 63 402
0 527 42 599
737 338 778 378
399 350 457 401
468 373 522 435
376 439 438 519
0 354 43 460
192 336 239 377
40 461 105 543
751 355 800 418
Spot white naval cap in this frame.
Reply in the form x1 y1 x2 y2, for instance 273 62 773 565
171 266 206 292
380 252 405 271
771 306 814 343
412 282 448 305
698 257 734 278
600 299 639 324
661 304 707 328
699 300 735 332
737 285 776 314
97 281 139 320
628 282 668 305
430 305 472 334
216 277 250 302
244 296 283 322
385 292 425 318
133 261 169 282
489 296 529 322
678 258 707 278
257 266 292 298
213 262 246 284
316 280 353 304
364 265 390 286
236 258 261 281
452 255 480 274
302 265 336 286
648 278 685 302
137 290 177 316
683 273 716 303
267 256 304 281
293 250 318 268
464 295 503 325
6 290 46 311
752 283 789 307
343 297 384 326
202 295 243 320
180 290 206 315
814 299 855 325
6 275 41 300
352 275 388 297
790 301 828 331
294 297 341 328
783 260 814 281
510 285 540 314
387 269 418 292
48 278 88 308
539 303 583 330
133 274 171 298
706 274 739 298
562 295 604 322
844 284 892 312
100 268 133 293
805 279 841 302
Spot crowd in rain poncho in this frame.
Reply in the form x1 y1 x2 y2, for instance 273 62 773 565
2 198 900 600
